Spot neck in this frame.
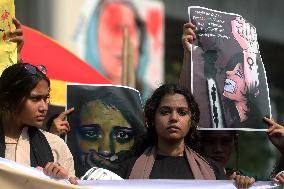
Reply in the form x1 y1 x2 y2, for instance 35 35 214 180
156 138 185 156
235 99 248 122
2 115 24 139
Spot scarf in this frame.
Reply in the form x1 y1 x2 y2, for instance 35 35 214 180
0 124 54 167
129 145 216 179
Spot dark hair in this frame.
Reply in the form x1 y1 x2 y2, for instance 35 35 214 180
139 83 200 152
226 52 244 71
0 63 50 115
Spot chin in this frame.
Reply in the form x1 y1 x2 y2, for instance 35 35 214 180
32 122 44 128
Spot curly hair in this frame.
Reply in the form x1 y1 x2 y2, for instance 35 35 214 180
137 83 200 152
0 63 50 115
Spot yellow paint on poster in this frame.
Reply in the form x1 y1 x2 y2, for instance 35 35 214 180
0 0 16 75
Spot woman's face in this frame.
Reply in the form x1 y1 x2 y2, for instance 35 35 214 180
97 2 139 84
201 131 235 168
78 100 134 160
17 80 50 128
223 63 247 101
154 94 191 143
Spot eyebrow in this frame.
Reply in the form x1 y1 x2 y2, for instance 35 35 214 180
113 126 133 131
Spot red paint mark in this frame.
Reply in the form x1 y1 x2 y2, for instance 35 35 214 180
3 32 7 41
146 9 163 50
1 10 10 20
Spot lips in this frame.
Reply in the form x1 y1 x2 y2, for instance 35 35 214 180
211 154 226 162
35 115 46 121
167 126 181 132
224 79 236 93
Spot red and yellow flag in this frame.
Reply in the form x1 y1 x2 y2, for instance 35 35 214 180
21 26 110 106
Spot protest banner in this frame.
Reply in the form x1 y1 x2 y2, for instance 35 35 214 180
0 0 17 74
66 84 144 177
189 6 270 130
73 0 164 98
0 157 281 189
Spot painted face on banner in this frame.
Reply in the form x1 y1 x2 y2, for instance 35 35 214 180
78 100 134 163
97 2 139 84
223 63 247 101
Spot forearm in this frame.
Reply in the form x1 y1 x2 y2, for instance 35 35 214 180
179 50 192 91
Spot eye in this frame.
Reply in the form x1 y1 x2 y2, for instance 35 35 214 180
112 127 134 144
28 95 50 103
235 69 244 78
177 109 189 116
159 107 171 116
79 125 102 141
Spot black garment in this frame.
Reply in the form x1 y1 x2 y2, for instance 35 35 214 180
0 124 54 167
114 154 226 180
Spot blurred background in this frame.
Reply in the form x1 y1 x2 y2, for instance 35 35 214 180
14 0 284 178
15 0 284 122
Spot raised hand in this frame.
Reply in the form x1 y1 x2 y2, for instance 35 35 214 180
182 22 196 52
49 107 75 136
264 117 284 154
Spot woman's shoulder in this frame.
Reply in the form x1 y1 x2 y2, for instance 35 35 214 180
41 130 65 144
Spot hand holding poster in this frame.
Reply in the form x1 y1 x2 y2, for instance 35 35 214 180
66 84 144 177
188 6 271 130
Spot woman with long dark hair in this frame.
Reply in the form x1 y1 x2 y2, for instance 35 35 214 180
115 83 225 179
0 63 75 180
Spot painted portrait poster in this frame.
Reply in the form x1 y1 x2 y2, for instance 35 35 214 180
189 6 271 130
74 0 164 98
66 84 144 176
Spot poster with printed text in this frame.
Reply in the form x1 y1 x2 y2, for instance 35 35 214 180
189 6 271 130
74 0 164 99
66 84 144 177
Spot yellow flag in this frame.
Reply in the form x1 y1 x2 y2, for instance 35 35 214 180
0 0 16 75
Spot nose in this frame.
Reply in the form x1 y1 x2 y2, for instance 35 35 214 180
38 99 48 112
169 111 178 122
98 135 114 159
214 143 224 153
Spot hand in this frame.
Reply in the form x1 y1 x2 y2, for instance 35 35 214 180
234 175 255 189
264 117 284 154
49 107 75 136
69 177 79 185
273 171 284 185
8 18 24 62
231 17 258 52
43 162 68 179
83 150 117 170
182 22 196 52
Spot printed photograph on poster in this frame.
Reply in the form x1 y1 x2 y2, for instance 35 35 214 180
74 0 164 98
189 6 271 130
66 84 144 177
